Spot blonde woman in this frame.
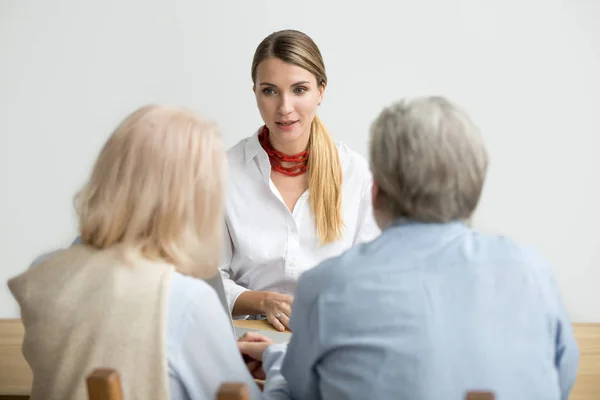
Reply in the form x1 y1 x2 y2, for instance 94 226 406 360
8 106 270 400
220 29 381 331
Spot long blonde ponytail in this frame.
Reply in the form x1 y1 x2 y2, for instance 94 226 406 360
308 115 343 244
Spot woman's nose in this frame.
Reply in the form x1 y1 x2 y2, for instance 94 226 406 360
277 95 293 115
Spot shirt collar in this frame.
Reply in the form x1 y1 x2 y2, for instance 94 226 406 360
386 219 470 238
244 127 266 163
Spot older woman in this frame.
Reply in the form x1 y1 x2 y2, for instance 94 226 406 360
8 106 268 400
238 96 580 399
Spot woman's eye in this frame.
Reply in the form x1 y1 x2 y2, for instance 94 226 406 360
294 87 307 94
262 88 276 95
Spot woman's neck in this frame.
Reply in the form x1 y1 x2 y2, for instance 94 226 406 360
268 129 310 156
259 126 310 176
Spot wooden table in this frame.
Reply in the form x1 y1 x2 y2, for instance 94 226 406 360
0 319 285 396
233 319 289 332
1 319 598 398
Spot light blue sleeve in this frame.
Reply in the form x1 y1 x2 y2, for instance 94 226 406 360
167 274 265 400
530 250 579 400
261 270 323 400
261 344 292 399
549 277 579 400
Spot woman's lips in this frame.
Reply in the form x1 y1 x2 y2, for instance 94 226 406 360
276 120 298 131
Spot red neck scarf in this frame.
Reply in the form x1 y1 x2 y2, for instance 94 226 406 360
258 125 310 177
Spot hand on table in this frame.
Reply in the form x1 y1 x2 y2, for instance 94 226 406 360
238 331 273 380
263 292 293 331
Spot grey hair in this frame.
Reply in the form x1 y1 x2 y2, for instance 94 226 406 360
369 96 488 223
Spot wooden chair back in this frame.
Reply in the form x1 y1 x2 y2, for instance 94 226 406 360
465 391 495 400
3 367 491 400
86 369 122 400
85 368 249 400
216 382 250 400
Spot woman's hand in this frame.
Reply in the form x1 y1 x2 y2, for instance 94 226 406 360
233 291 294 331
262 292 293 331
238 332 273 380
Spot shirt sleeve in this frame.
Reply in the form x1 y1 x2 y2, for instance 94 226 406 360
260 344 292 399
532 252 579 400
168 277 264 400
218 220 250 316
261 271 323 400
204 271 230 317
547 275 579 400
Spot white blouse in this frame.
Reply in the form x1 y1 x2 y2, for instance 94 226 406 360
219 129 381 313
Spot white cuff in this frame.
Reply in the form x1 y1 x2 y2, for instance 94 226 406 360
222 279 250 318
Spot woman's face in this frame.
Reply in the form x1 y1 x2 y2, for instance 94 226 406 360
253 57 325 151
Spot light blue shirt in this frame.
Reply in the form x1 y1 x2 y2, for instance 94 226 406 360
166 271 267 400
261 221 579 400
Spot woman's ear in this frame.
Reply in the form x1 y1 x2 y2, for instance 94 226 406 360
371 181 380 208
318 82 326 104
371 181 392 230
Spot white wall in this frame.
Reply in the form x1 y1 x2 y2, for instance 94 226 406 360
1 0 598 321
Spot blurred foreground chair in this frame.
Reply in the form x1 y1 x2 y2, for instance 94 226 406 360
86 368 250 400
4 368 493 400
465 391 495 400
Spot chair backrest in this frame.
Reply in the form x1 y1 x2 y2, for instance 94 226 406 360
465 391 495 400
85 368 249 400
86 369 122 400
83 368 494 400
216 383 250 400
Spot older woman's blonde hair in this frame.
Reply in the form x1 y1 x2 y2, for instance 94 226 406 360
75 105 226 278
369 96 488 223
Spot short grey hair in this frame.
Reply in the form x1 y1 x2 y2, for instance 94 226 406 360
369 96 488 223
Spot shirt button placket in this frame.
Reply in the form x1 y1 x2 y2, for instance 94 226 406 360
285 221 299 282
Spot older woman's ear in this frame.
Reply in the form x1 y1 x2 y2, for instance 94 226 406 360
371 181 392 230
371 181 379 208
